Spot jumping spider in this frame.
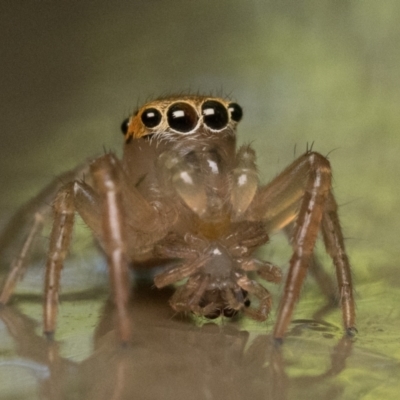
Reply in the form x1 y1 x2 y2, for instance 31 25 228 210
0 95 356 343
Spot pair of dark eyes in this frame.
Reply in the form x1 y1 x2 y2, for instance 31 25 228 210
121 101 243 135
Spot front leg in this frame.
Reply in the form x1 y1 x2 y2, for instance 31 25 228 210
90 154 132 344
247 151 356 340
43 153 167 342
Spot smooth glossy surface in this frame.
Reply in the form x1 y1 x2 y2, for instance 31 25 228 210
141 108 162 128
167 102 199 133
202 100 229 130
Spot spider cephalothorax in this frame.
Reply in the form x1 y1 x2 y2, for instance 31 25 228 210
0 94 356 343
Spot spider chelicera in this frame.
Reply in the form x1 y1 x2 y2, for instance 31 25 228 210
0 95 356 343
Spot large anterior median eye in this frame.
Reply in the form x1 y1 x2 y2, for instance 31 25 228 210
202 100 229 130
167 102 198 133
141 108 162 128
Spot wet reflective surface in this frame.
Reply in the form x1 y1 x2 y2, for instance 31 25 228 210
1 1 400 399
1 280 399 400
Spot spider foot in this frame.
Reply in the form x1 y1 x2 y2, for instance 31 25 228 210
237 276 273 321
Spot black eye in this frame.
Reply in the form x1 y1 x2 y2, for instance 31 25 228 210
167 102 198 133
202 101 229 130
121 118 130 135
228 103 243 122
141 108 162 128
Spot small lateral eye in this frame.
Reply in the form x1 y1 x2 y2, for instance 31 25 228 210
141 108 162 128
228 103 243 122
202 100 229 130
167 102 198 133
121 117 130 135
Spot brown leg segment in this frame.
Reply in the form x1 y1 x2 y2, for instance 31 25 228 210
247 152 356 339
0 212 44 305
0 165 89 305
247 151 354 340
44 183 75 338
43 172 133 341
237 276 273 320
321 192 356 335
284 225 338 306
91 154 132 344
273 153 332 339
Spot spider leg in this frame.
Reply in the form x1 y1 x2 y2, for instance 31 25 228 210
90 154 133 343
44 183 76 338
237 275 272 321
0 164 88 257
273 153 332 338
320 192 356 335
241 258 282 284
169 274 211 313
308 254 338 306
0 212 44 304
247 151 355 339
0 164 89 306
223 286 243 311
42 178 110 338
153 254 212 288
283 225 338 308
42 153 171 342
155 233 203 259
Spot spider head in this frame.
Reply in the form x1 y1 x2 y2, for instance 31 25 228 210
122 96 242 148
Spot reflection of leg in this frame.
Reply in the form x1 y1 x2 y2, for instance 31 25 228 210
326 336 353 376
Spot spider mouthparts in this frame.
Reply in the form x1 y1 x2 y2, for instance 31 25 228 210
203 308 239 319
198 288 251 319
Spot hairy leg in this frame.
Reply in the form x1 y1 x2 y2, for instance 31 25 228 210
0 212 43 304
0 164 89 305
89 153 173 342
90 154 133 343
320 192 356 335
43 179 103 337
44 183 75 338
237 275 273 320
247 152 355 339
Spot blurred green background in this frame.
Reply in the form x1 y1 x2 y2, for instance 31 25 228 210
0 1 399 399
